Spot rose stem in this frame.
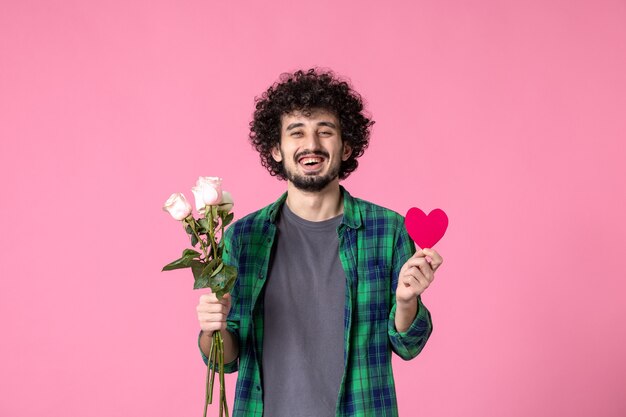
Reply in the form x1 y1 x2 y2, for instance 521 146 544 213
203 332 217 417
206 208 218 260
218 332 223 417
209 332 218 404
219 332 229 417
187 219 208 259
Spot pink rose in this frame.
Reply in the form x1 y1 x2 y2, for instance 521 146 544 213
162 193 192 221
192 176 223 212
219 191 234 212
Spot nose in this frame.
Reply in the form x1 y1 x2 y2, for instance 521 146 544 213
303 131 322 150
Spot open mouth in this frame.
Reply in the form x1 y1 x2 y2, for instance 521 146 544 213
298 155 325 172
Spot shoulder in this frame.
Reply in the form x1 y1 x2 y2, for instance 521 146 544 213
345 191 415 265
225 199 277 241
350 194 406 226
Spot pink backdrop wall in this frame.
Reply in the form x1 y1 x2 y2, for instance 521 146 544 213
1 1 625 416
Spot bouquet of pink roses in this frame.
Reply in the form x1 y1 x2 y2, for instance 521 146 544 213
162 176 236 417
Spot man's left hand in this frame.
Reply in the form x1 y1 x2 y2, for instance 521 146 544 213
396 248 443 305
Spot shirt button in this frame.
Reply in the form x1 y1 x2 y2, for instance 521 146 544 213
256 385 261 391
258 272 263 279
346 227 351 231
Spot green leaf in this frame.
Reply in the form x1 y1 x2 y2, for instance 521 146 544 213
182 248 201 259
211 264 237 299
162 257 190 271
190 260 203 277
210 261 224 277
192 260 209 289
193 275 209 289
197 218 210 234
222 212 234 227
201 257 219 277
162 249 202 272
190 233 198 247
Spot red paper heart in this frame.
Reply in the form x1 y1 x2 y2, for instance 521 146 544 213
404 208 448 249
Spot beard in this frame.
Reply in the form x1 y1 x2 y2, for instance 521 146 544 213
286 166 340 192
281 149 340 192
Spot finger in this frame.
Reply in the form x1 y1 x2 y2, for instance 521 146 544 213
401 270 413 286
414 259 434 281
197 302 229 314
200 320 226 333
198 318 228 334
403 257 431 271
409 270 430 292
200 293 232 308
219 293 232 307
402 274 428 297
412 267 427 284
401 266 417 286
417 248 433 264
403 266 426 286
199 293 219 304
211 293 232 307
422 248 443 271
198 312 228 322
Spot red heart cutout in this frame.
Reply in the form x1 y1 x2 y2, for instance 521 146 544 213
404 208 448 249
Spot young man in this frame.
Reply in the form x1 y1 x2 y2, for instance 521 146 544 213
196 69 443 417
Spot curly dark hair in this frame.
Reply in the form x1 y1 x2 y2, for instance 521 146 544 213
249 68 374 180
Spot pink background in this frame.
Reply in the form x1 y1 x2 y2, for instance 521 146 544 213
1 1 625 416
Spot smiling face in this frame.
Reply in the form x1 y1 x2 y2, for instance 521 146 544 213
271 109 352 192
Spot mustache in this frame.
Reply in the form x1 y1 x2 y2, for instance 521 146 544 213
293 150 330 163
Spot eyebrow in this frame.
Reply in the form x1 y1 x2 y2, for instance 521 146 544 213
285 121 338 131
285 122 304 131
318 121 337 129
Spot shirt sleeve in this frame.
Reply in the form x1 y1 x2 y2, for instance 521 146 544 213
387 219 434 360
198 224 241 373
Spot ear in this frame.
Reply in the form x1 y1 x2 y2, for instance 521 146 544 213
271 145 283 162
341 143 352 161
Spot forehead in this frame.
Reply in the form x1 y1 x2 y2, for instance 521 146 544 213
280 108 339 129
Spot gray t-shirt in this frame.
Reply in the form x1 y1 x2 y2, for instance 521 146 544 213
262 203 346 417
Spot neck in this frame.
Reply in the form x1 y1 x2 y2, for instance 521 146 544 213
285 180 344 221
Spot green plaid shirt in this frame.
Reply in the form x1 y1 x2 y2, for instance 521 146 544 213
201 187 433 416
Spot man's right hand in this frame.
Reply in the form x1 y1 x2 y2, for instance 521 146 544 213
196 291 232 336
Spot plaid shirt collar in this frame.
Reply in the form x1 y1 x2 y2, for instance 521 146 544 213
265 185 363 230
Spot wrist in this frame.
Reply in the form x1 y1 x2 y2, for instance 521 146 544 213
395 296 419 332
396 295 418 310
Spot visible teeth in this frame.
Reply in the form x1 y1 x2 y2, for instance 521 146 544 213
302 158 321 165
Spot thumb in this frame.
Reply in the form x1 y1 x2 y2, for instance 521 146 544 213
222 293 232 306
